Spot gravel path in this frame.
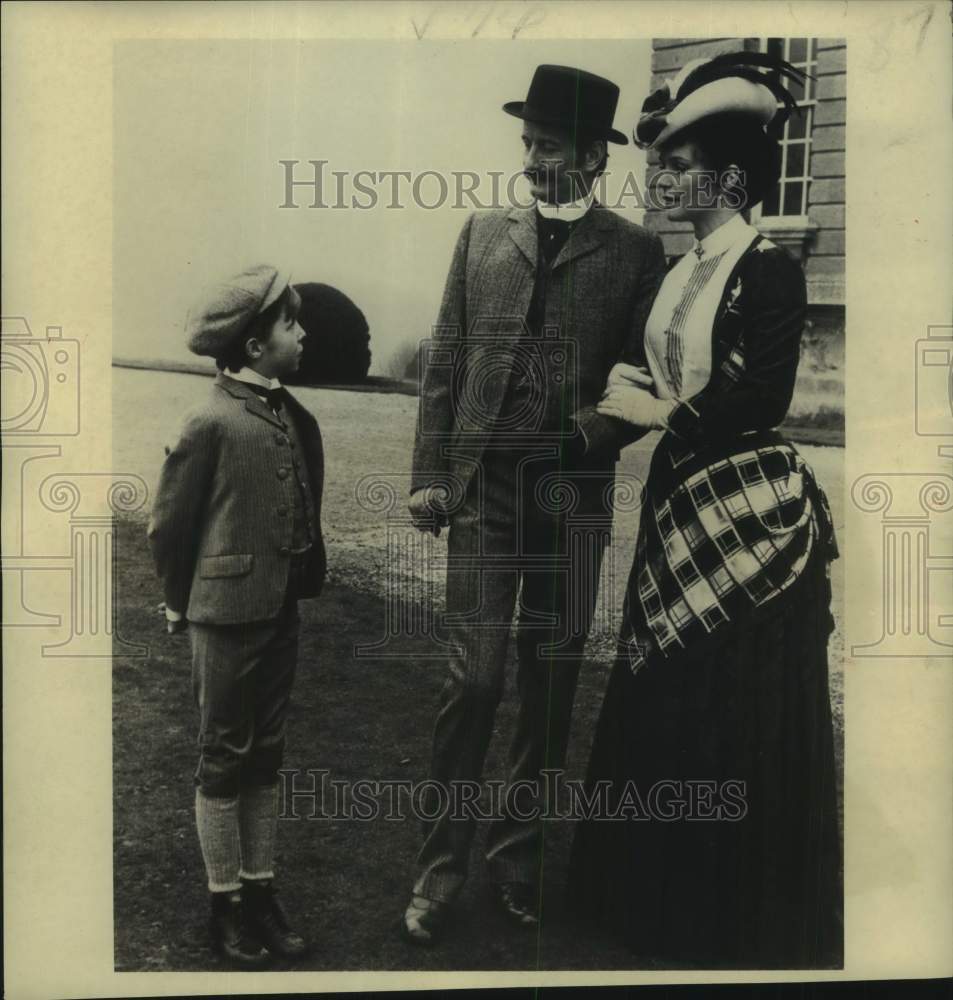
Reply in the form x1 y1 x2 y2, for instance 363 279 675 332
114 364 844 719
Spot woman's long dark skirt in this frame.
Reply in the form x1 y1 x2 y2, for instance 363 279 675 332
567 552 842 969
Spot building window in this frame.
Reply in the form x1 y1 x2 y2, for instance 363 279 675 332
758 37 818 219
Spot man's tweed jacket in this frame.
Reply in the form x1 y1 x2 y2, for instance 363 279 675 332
148 374 326 625
411 204 667 495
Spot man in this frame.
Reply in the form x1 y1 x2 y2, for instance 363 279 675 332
402 65 667 944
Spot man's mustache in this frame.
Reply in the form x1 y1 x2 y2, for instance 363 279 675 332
523 166 573 182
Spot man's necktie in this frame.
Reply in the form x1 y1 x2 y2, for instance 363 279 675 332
538 216 576 266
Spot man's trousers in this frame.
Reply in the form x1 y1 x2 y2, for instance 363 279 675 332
414 447 613 902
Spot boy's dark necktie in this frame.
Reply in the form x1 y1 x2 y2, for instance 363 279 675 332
250 385 285 414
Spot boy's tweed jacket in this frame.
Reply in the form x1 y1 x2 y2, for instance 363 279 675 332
411 204 667 495
148 374 326 625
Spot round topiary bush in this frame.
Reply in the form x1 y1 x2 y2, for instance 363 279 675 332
288 282 371 385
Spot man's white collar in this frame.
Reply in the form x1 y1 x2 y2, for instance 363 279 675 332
536 189 596 222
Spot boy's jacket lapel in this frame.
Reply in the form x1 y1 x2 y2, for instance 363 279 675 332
216 373 286 430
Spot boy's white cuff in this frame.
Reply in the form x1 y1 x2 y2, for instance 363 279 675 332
165 607 183 622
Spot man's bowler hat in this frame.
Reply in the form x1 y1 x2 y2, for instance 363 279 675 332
503 64 628 145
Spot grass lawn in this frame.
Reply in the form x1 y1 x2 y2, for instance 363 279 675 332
112 366 844 972
114 517 653 972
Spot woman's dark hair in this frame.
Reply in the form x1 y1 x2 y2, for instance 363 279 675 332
665 112 783 209
215 284 302 372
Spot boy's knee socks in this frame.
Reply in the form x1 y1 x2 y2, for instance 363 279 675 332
239 783 279 882
195 790 242 893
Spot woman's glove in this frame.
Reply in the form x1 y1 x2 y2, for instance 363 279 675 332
605 362 655 390
597 385 675 430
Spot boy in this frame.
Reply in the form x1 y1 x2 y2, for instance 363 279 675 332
148 264 326 967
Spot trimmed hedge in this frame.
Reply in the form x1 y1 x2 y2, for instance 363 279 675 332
288 282 371 384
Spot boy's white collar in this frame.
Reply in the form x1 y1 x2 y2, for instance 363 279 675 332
225 366 281 390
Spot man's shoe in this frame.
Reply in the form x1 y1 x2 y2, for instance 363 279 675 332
491 882 539 927
242 881 310 959
400 894 451 946
208 892 270 968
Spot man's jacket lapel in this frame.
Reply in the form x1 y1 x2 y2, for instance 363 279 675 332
506 206 538 267
551 203 610 270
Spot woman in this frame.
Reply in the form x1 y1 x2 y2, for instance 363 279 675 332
567 53 842 969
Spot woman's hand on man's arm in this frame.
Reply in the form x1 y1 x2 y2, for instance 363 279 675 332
597 384 675 430
605 362 655 390
597 363 674 429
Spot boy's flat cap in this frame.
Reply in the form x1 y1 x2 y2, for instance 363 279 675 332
186 264 292 358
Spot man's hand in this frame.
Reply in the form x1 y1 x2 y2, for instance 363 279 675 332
157 601 188 635
597 385 675 430
606 362 655 391
408 486 450 537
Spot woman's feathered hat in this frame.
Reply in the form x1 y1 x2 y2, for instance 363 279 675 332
634 50 810 150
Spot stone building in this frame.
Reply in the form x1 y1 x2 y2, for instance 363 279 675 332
644 38 846 428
